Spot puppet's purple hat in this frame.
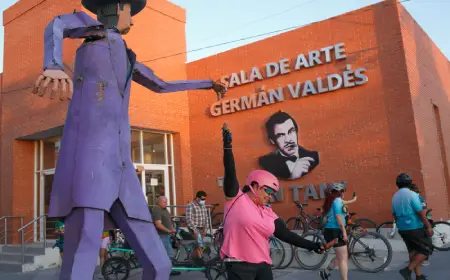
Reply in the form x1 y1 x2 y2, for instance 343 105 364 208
82 0 147 16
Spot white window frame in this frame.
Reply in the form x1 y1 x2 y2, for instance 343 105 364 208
132 130 176 214
33 130 177 241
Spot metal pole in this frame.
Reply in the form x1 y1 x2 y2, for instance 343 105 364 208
21 230 24 264
43 216 47 249
4 219 6 245
207 207 213 236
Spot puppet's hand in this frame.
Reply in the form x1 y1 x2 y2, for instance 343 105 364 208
33 69 73 100
212 80 227 101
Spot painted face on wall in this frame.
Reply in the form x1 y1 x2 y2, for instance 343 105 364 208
117 3 133 35
271 118 299 157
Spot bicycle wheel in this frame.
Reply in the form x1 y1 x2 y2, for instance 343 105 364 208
376 221 398 239
431 221 450 251
211 230 223 253
354 218 377 229
269 237 285 269
349 231 392 273
286 217 303 231
212 212 224 228
102 256 131 280
294 231 328 270
277 243 294 269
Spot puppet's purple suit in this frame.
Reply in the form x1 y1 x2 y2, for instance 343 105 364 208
44 12 213 280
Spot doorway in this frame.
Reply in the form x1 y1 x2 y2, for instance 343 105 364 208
136 166 170 209
38 170 58 240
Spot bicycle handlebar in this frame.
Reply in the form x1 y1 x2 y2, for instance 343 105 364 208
294 201 309 209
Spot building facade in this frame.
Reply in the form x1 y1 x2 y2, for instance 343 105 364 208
187 0 450 222
0 0 449 240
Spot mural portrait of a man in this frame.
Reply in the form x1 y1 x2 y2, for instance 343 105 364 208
258 111 320 180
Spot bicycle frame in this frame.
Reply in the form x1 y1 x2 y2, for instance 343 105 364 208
291 202 322 231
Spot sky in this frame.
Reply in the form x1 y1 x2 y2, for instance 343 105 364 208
0 0 448 72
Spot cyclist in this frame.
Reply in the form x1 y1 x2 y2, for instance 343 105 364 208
319 183 349 280
409 183 431 267
220 123 324 280
393 173 433 280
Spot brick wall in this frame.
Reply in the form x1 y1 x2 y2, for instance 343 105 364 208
185 0 449 223
397 4 450 219
0 0 194 221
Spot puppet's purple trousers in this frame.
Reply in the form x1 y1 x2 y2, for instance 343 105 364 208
59 200 171 280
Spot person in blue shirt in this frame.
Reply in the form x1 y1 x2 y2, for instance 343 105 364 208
319 183 348 280
393 173 433 280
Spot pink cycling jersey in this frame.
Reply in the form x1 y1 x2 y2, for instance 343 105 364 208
220 189 278 264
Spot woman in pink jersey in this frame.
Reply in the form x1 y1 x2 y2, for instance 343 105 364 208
220 123 324 280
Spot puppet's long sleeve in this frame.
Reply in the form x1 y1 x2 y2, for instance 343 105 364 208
132 62 214 93
44 12 104 71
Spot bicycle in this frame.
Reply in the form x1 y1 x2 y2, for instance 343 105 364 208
286 202 377 232
171 217 215 262
102 248 226 280
102 225 221 280
376 209 450 251
285 202 322 231
295 216 392 272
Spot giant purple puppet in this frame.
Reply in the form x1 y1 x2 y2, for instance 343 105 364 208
32 1 226 279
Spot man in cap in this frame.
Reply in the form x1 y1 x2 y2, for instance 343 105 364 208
33 1 226 279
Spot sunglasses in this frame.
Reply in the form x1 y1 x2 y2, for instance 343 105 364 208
262 187 275 195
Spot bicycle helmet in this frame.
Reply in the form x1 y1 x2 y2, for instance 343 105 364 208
396 173 412 187
330 182 345 193
245 170 279 192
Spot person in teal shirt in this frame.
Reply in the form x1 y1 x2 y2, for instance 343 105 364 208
320 183 348 280
393 173 433 280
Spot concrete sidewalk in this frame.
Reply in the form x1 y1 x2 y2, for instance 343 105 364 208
1 252 448 280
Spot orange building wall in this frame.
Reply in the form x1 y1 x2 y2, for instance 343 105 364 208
398 5 450 218
0 0 194 222
186 0 449 223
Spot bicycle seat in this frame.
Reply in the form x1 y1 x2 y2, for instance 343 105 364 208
349 212 356 216
316 208 321 211
302 203 309 207
212 203 220 207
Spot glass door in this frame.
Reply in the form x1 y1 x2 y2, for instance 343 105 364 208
39 169 56 241
137 167 169 208
144 169 167 206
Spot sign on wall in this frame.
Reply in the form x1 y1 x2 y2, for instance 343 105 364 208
259 111 319 181
210 43 368 117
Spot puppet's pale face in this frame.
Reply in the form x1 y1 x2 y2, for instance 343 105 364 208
117 3 133 35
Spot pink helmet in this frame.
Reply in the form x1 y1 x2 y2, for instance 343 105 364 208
245 170 280 192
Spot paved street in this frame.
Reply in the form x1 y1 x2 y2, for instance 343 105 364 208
0 252 448 280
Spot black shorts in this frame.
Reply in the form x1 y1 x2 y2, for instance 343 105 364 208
225 262 272 280
323 228 347 248
398 228 433 257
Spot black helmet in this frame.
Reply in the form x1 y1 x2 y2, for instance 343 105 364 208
82 0 147 16
396 173 412 187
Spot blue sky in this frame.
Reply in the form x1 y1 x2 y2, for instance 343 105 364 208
0 0 448 72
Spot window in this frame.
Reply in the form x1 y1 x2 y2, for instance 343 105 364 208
143 132 165 164
42 137 61 170
131 130 141 163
